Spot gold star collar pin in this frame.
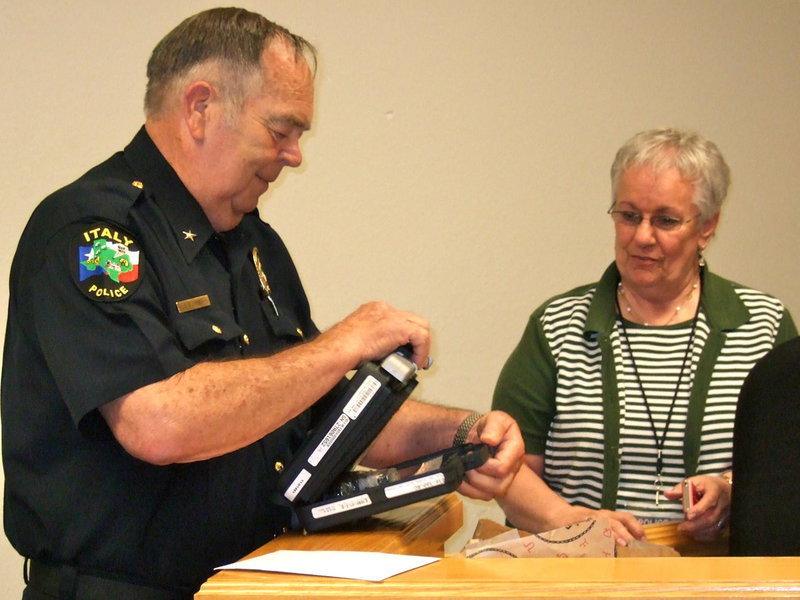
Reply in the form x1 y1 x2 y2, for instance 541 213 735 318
183 230 197 242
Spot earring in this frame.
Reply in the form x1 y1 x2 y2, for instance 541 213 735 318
698 249 706 267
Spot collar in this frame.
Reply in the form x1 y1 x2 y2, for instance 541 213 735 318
123 126 215 263
584 262 750 338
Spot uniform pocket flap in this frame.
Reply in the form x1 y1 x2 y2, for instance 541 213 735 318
173 307 243 351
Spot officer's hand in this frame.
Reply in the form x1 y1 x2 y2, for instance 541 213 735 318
458 411 524 500
326 301 432 370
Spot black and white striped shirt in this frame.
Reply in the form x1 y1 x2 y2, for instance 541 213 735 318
494 264 796 522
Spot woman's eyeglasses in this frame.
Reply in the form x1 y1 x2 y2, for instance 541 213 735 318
608 208 699 232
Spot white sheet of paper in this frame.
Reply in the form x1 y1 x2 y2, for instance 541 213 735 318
217 550 438 582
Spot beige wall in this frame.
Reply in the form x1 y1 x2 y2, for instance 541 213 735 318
1 0 799 595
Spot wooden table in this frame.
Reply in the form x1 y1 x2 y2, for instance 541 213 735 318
196 494 800 599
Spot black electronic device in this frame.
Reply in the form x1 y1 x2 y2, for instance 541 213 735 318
277 346 490 532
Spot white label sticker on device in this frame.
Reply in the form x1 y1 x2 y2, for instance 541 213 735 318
308 413 351 467
384 473 446 498
310 494 373 519
343 375 382 419
284 468 312 502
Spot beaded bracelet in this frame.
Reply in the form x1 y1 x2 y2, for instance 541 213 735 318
453 412 483 446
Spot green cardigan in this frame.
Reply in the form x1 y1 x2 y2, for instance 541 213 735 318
493 263 797 510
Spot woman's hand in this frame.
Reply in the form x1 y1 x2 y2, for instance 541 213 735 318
663 473 732 542
554 506 645 546
497 459 646 546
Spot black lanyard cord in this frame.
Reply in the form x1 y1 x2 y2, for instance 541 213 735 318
615 290 701 498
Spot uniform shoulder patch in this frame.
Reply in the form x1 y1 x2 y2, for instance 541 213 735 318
72 222 143 302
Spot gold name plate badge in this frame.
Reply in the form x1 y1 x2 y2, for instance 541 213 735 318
176 295 211 314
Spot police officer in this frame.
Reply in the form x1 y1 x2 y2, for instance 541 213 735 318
1 8 523 599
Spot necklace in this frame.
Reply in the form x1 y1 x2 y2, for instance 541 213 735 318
615 287 701 506
617 280 698 326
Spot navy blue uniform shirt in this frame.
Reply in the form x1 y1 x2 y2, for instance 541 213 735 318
1 127 334 594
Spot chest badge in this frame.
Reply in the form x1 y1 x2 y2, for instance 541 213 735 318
251 246 279 317
72 223 143 302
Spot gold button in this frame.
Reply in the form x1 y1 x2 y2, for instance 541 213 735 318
274 461 284 473
242 334 250 345
296 327 304 338
211 325 222 334
132 180 144 189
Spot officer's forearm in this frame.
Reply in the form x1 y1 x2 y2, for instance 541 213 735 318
361 399 472 467
99 336 358 465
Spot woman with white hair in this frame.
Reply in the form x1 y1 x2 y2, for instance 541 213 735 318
493 128 796 545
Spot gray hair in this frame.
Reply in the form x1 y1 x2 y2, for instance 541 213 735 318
609 128 731 222
144 7 316 119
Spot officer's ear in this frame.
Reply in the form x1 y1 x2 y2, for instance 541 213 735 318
183 81 214 141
